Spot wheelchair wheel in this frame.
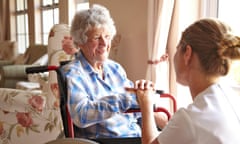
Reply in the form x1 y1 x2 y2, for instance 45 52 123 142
45 138 99 144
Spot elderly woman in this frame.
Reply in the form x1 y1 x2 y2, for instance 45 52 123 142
134 18 240 144
62 4 168 139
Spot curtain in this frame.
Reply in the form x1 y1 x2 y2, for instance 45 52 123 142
167 0 180 96
146 0 175 92
146 0 203 96
0 0 10 41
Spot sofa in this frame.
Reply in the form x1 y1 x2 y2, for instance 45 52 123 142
0 44 47 88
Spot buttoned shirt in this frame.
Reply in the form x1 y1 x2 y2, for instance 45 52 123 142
63 51 141 138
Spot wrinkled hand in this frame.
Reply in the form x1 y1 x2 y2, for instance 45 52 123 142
134 79 155 107
62 36 79 55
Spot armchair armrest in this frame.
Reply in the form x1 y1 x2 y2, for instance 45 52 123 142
0 88 46 113
0 64 35 88
0 60 14 66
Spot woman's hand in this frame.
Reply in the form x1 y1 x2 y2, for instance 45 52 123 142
134 80 168 129
62 36 79 55
134 79 155 107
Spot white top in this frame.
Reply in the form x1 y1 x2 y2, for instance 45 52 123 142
158 83 240 144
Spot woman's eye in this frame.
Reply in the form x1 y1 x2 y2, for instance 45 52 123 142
105 35 110 40
93 36 100 40
92 35 111 41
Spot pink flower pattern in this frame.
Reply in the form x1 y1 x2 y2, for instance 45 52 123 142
16 112 33 127
0 90 62 143
51 83 60 108
28 95 44 112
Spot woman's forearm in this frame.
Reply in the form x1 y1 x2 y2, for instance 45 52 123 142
141 105 160 144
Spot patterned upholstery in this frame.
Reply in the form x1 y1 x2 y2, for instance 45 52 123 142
0 88 61 144
47 23 72 110
0 24 72 144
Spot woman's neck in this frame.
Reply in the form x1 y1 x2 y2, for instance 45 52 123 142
94 63 104 79
189 72 219 100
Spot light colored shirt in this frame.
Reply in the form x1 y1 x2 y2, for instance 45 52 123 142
158 82 240 144
63 51 141 138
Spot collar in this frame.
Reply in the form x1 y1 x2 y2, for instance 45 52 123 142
76 51 107 75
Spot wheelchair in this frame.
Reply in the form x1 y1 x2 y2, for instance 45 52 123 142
26 61 176 144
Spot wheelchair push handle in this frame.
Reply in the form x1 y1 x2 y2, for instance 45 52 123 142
124 87 176 120
125 87 164 95
25 65 59 74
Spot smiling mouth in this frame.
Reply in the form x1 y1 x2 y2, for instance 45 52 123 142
97 48 107 54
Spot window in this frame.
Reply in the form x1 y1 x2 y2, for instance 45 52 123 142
176 0 240 108
15 0 29 53
218 0 240 85
76 0 89 11
41 0 59 45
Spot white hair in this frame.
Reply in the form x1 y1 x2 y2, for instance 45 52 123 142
70 4 117 45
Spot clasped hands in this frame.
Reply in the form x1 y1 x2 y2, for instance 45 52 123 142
126 79 156 107
126 80 168 129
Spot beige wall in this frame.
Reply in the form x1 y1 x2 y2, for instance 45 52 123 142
89 0 148 81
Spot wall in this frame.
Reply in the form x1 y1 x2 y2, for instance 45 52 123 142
89 0 148 81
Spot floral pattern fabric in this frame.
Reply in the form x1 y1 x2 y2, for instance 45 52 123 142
0 24 72 144
0 88 62 144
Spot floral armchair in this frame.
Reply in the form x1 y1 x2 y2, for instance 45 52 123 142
0 23 72 144
0 88 61 144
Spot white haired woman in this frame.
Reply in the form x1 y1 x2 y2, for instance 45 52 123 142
62 4 168 140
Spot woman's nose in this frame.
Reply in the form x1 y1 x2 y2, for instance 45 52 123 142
99 36 107 46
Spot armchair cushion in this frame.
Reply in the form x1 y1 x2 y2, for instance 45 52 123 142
0 41 18 67
0 88 46 113
24 44 47 65
0 41 18 61
13 54 29 65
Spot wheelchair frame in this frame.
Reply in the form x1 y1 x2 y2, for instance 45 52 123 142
26 62 176 144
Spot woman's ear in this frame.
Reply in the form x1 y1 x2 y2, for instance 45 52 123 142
184 45 193 65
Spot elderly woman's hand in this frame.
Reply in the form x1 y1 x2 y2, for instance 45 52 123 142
62 36 79 55
134 79 155 107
